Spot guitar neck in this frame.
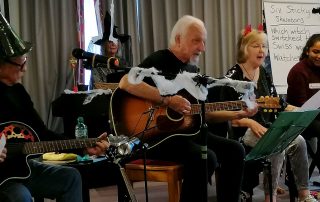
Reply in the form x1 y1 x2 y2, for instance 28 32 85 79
191 100 245 114
22 138 98 155
119 167 138 201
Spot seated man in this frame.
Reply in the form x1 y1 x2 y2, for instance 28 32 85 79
0 13 109 202
119 15 258 202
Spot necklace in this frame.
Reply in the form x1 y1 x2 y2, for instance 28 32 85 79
241 64 257 81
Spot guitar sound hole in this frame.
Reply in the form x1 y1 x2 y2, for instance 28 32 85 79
13 127 22 135
166 108 183 121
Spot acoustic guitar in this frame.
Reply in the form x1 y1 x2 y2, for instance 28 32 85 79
0 121 113 186
110 88 281 149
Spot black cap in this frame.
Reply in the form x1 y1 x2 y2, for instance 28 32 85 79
0 12 32 58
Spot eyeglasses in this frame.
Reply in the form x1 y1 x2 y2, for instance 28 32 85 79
4 58 27 70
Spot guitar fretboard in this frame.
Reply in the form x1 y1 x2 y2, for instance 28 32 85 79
22 138 98 154
191 101 245 114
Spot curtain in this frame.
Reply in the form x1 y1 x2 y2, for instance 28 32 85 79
12 0 262 132
112 0 262 77
19 0 78 132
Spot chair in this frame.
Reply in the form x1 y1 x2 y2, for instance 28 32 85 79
125 159 183 202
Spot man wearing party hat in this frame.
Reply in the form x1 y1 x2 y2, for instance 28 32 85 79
0 11 84 202
0 12 109 202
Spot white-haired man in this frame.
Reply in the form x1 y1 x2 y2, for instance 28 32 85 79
119 15 258 202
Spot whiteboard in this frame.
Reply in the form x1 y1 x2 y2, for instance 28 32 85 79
264 0 320 94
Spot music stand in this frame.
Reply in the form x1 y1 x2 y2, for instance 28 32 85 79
245 110 320 202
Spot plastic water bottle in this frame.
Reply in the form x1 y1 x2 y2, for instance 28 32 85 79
75 116 88 139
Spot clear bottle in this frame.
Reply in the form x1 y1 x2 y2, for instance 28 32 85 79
75 116 88 139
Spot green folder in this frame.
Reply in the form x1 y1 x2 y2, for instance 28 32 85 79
245 110 320 161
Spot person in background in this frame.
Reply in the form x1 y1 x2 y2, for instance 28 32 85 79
92 11 129 83
287 34 320 161
224 25 316 202
0 13 109 202
287 34 320 107
119 15 258 202
95 38 127 69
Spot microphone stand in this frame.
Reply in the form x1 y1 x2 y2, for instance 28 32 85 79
192 74 215 202
111 107 153 202
200 99 208 202
138 107 156 202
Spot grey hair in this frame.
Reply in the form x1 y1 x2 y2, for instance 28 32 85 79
169 15 206 47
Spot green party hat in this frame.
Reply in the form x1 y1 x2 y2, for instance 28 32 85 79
0 12 32 58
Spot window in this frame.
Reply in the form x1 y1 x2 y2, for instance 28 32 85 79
82 0 102 86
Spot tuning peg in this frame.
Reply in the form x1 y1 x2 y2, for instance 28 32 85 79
257 96 264 102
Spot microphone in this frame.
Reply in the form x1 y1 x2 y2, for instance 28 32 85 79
117 137 143 155
72 48 119 68
312 7 320 14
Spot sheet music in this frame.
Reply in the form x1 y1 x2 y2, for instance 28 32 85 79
297 90 320 111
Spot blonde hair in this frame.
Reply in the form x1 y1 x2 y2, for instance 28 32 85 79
236 28 267 63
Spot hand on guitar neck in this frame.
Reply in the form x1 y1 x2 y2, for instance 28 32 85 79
205 106 258 123
0 121 132 186
86 132 110 156
237 103 259 118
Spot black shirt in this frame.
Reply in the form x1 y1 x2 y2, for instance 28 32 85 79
139 49 198 81
0 82 65 141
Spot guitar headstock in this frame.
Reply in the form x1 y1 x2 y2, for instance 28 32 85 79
256 96 281 112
